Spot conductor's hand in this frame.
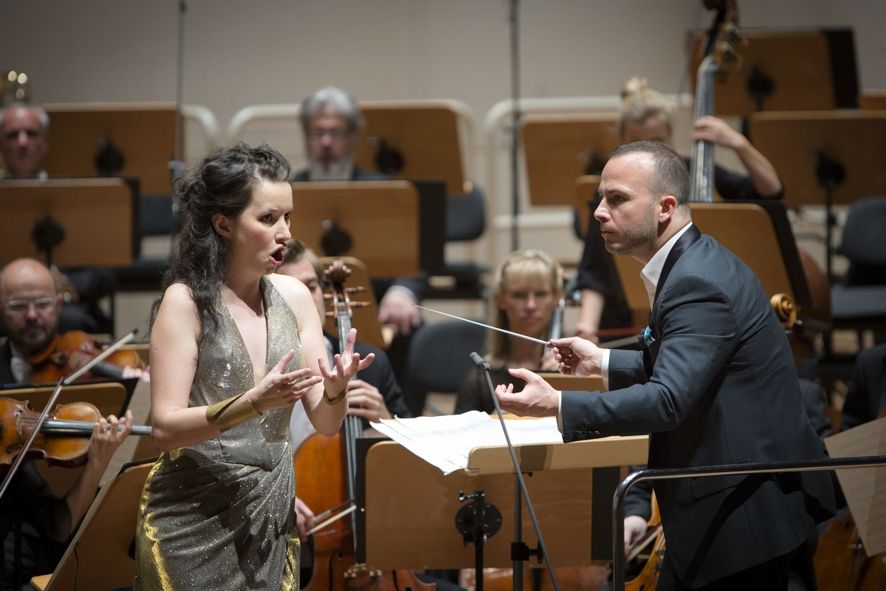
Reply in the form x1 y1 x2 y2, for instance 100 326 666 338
294 496 316 541
320 328 374 398
378 288 420 336
495 368 559 418
624 515 649 554
549 337 603 377
250 350 322 413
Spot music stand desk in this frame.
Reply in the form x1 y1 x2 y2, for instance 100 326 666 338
42 102 181 196
688 29 858 115
291 180 425 278
749 111 886 207
522 113 619 207
363 435 647 569
356 100 469 195
0 178 137 267
36 459 154 591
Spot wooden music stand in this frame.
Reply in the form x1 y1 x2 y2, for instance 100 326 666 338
539 373 604 393
319 255 386 349
291 181 420 277
355 101 469 195
42 102 182 196
688 29 859 115
362 436 647 569
522 114 619 207
31 458 154 591
614 203 807 319
0 178 137 267
749 111 886 281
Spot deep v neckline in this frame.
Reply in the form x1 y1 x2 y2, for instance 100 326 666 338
219 277 271 386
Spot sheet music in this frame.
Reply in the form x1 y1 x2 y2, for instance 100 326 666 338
371 411 564 475
823 416 886 556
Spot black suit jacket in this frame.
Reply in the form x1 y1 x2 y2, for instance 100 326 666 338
562 233 834 586
1 340 18 386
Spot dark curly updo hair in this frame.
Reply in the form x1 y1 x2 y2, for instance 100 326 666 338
154 142 292 342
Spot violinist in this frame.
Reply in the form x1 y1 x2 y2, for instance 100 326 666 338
0 258 146 386
0 409 133 589
574 77 784 342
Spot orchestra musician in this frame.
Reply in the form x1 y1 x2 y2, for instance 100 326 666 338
496 142 835 591
291 86 428 389
574 77 784 342
0 258 147 386
454 249 562 414
134 143 371 590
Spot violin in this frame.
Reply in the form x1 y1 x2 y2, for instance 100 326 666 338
0 397 152 469
28 330 145 384
294 259 434 591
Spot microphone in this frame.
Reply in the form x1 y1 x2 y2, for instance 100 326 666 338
469 351 488 370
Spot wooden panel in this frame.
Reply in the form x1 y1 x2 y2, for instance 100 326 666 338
42 102 181 195
860 91 886 111
750 111 886 206
688 30 835 115
290 181 419 277
0 178 133 266
355 101 467 195
522 114 619 207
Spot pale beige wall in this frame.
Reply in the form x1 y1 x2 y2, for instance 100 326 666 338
2 0 883 273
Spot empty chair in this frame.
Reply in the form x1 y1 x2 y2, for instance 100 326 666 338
403 319 487 416
830 195 886 344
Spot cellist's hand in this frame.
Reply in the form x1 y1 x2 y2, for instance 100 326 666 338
624 515 649 554
294 496 316 540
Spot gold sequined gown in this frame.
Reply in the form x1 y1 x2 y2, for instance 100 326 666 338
136 278 301 590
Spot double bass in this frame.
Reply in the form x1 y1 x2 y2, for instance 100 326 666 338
293 260 434 591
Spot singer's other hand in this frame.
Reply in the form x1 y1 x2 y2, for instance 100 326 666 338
495 368 559 418
549 336 603 377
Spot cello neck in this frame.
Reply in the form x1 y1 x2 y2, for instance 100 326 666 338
689 57 716 204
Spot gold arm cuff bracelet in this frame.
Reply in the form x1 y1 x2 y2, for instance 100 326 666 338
206 393 262 432
323 387 347 405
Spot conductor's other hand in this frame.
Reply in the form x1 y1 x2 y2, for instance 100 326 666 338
251 350 322 413
378 288 420 336
549 336 602 377
495 368 559 418
624 515 649 554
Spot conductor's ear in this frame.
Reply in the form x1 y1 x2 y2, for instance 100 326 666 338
212 213 233 238
658 194 679 221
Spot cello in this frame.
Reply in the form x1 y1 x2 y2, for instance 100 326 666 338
293 259 434 591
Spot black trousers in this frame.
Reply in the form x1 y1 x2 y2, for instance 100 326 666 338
656 545 797 591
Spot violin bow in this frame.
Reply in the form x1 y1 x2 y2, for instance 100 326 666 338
0 329 138 501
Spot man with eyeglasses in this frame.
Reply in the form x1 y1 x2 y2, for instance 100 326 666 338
0 257 136 588
292 86 428 385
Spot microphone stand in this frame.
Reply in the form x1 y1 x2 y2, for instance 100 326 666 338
508 0 521 251
169 0 188 241
470 352 560 591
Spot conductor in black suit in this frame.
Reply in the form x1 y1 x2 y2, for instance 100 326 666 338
496 141 834 590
